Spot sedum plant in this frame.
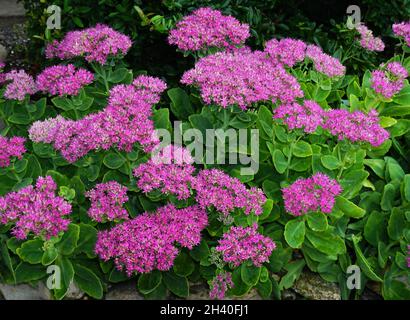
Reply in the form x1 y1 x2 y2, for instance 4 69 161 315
0 10 409 300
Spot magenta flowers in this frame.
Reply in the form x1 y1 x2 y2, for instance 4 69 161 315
182 48 303 109
371 61 409 99
29 75 166 162
282 173 342 216
216 224 275 267
133 145 195 200
0 176 72 240
305 45 346 78
264 38 307 67
86 181 129 222
45 24 132 64
1 70 37 101
209 271 234 300
392 21 410 46
355 23 385 52
192 168 266 216
0 136 26 168
273 100 325 133
95 204 208 275
36 64 94 96
168 7 250 52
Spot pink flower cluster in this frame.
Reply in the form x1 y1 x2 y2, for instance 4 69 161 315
46 24 132 64
192 169 266 216
274 101 389 147
209 271 234 300
323 109 390 146
371 61 409 99
216 224 275 267
355 23 385 52
0 176 72 239
273 100 325 133
181 48 303 109
282 173 342 216
393 21 410 46
85 181 129 222
0 136 26 167
36 64 94 96
1 70 37 101
95 204 208 275
133 145 195 200
168 7 250 52
264 38 307 67
29 75 166 162
305 45 346 78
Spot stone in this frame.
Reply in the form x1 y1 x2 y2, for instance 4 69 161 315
293 271 341 300
0 282 51 300
65 281 84 300
0 44 7 61
0 1 25 18
105 281 144 300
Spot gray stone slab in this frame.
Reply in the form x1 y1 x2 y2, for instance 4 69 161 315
0 0 25 17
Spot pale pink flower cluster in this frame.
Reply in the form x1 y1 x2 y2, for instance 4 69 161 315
181 48 303 109
1 70 37 101
192 169 266 216
0 176 72 239
371 61 409 99
392 21 410 46
216 224 275 267
29 75 166 162
36 64 94 96
85 181 129 222
355 23 385 52
45 24 132 64
133 145 195 200
273 100 325 133
209 271 234 300
264 38 307 67
274 101 389 147
95 204 208 275
282 173 342 216
305 45 346 78
0 136 26 167
168 7 250 52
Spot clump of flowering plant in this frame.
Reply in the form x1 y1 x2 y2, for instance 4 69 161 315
355 23 385 52
168 7 250 52
0 136 26 168
392 21 410 46
36 64 94 96
209 271 234 300
282 173 342 216
2 69 37 101
0 176 72 239
86 181 129 222
371 61 409 99
45 24 132 64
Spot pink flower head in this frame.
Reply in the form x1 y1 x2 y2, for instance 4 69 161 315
305 45 346 77
86 181 129 222
168 7 250 52
0 176 72 240
2 70 37 101
282 173 342 216
0 136 26 167
371 61 408 99
392 21 410 46
181 49 303 109
95 204 208 275
209 271 234 300
216 224 275 267
273 100 325 133
45 24 132 64
133 145 195 200
264 38 307 67
28 75 166 162
355 23 385 52
36 64 94 96
323 109 390 146
192 168 266 216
